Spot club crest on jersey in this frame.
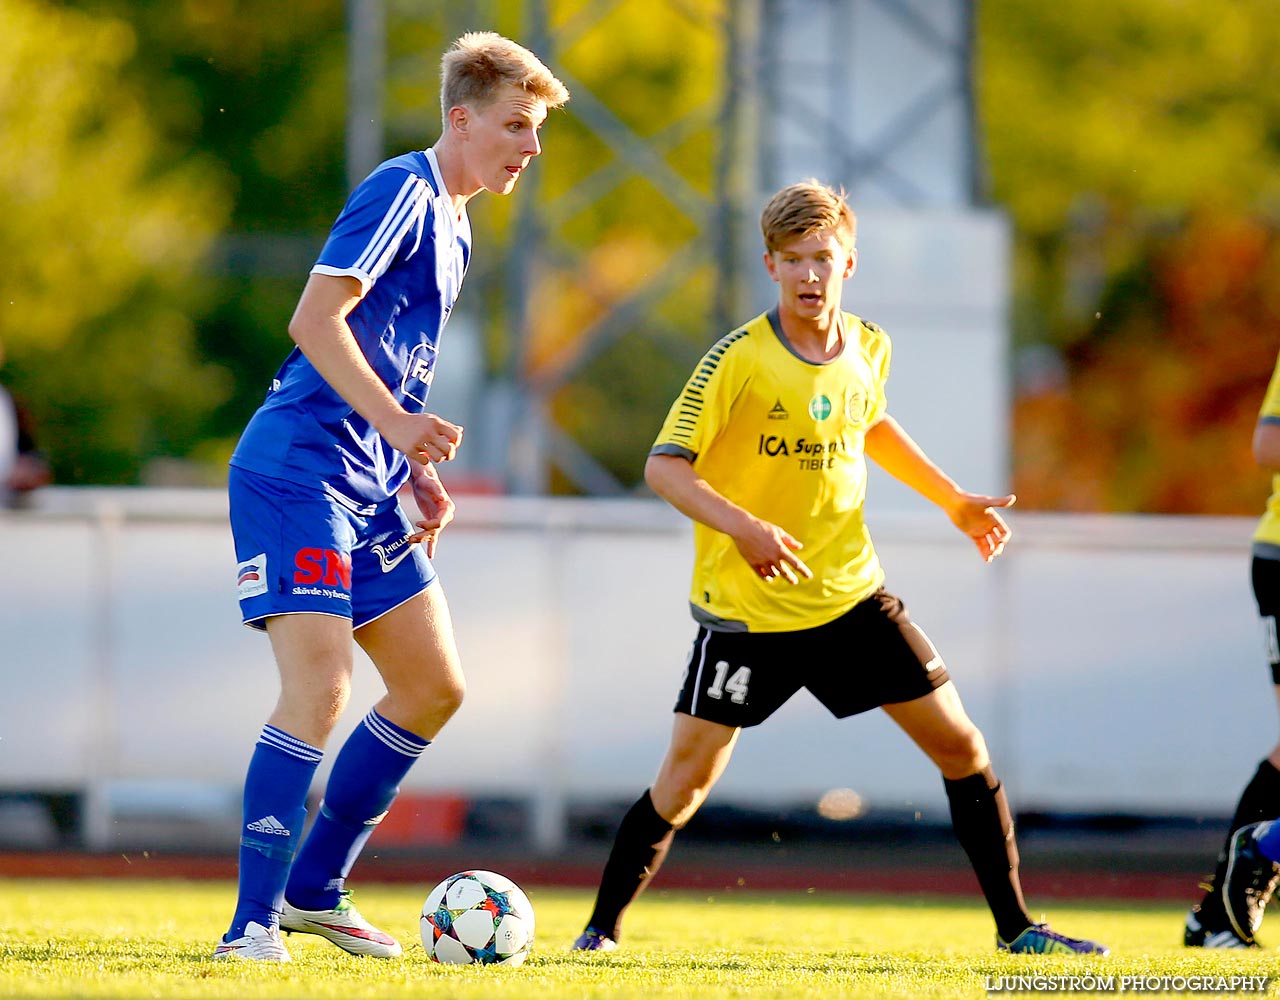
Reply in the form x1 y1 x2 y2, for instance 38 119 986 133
402 342 438 406
236 554 269 599
808 395 832 420
845 388 870 425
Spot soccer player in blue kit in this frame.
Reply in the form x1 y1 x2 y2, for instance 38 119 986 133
213 33 568 961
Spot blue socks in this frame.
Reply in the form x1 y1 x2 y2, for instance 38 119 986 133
285 709 430 910
1256 819 1280 862
227 726 322 939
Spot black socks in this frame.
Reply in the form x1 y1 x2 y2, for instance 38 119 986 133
585 789 677 941
944 767 1032 943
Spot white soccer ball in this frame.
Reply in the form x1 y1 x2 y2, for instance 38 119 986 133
419 869 535 966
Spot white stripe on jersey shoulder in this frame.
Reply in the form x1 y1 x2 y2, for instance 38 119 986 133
355 173 431 276
366 192 431 282
353 173 420 272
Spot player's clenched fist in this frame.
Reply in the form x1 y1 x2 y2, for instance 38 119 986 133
384 411 465 463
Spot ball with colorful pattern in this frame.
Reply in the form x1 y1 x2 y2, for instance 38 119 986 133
419 870 535 966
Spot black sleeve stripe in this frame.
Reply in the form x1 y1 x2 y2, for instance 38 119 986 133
665 328 751 446
689 328 749 387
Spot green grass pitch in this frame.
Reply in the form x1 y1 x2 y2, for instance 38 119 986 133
1 879 1274 999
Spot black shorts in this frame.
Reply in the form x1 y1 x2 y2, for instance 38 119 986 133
673 588 951 728
1253 556 1280 684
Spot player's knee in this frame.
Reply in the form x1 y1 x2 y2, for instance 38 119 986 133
657 755 717 814
436 675 466 719
934 726 988 776
393 672 465 730
670 770 712 806
651 777 704 826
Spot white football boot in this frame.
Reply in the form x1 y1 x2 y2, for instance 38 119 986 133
212 920 291 961
280 891 403 958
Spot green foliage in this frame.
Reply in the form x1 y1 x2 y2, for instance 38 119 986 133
979 0 1280 243
0 0 233 483
73 0 352 459
0 879 1270 1000
980 0 1280 348
84 0 349 231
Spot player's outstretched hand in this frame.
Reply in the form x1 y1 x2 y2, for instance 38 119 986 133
385 411 464 464
408 464 455 558
733 517 814 585
945 492 1015 563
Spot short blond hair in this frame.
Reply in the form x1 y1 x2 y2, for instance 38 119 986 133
440 32 569 126
760 180 856 253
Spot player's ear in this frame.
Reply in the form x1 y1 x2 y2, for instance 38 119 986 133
447 105 469 136
763 250 780 283
844 247 858 279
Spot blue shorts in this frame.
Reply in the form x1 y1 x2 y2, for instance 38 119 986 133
228 466 436 631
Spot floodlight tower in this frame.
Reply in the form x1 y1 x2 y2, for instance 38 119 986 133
351 0 1005 502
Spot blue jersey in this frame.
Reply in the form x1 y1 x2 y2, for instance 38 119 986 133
230 148 471 506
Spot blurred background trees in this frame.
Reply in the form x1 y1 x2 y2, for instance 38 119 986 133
1 0 234 484
979 0 1280 512
3 0 1279 510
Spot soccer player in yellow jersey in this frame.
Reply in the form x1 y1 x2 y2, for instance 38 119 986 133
1184 351 1280 948
571 180 1108 956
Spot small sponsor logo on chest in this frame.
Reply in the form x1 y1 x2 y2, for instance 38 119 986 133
402 343 438 406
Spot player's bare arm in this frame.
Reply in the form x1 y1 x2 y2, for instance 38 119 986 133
1253 420 1280 470
645 453 813 584
289 272 464 463
407 460 455 558
864 415 1014 563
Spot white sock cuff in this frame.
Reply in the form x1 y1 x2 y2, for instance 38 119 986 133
362 710 430 758
258 725 323 764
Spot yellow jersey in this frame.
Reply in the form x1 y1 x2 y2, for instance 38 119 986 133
651 308 890 632
1254 350 1280 556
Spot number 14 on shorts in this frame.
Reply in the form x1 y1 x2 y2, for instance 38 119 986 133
708 661 751 704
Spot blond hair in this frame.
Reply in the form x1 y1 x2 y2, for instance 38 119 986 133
440 32 569 126
759 180 856 253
